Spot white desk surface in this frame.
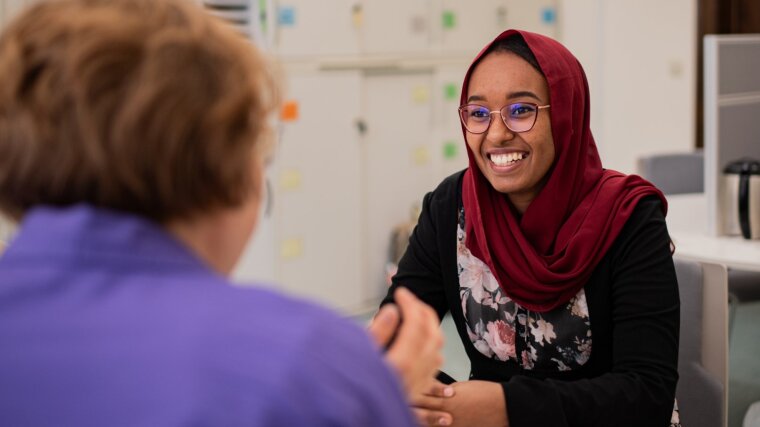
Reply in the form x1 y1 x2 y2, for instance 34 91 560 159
666 193 760 272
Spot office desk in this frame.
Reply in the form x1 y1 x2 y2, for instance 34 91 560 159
666 193 760 272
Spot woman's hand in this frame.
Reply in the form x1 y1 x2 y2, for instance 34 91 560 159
432 380 509 427
410 379 456 426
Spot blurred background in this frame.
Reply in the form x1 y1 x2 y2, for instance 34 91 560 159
0 0 707 312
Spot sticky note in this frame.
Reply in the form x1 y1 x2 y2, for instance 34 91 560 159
280 100 299 122
280 169 302 190
442 11 456 29
280 238 303 259
278 6 296 26
443 141 458 159
541 7 556 24
411 15 426 34
352 4 363 28
413 147 430 165
412 86 429 104
444 83 458 101
496 6 508 26
259 0 269 32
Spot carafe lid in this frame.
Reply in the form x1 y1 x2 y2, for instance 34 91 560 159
723 158 760 175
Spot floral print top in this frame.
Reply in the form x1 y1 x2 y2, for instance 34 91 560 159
457 206 592 371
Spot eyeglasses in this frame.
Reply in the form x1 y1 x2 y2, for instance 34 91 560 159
458 102 550 134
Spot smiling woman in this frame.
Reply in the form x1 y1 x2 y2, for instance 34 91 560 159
381 30 682 427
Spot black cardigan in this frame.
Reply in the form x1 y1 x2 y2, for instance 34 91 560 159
383 171 679 427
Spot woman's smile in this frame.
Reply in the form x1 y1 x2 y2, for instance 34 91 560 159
487 150 530 172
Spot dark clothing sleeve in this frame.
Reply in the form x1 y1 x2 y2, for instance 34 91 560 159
382 171 680 427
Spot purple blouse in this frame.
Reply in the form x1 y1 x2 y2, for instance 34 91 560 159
0 205 414 427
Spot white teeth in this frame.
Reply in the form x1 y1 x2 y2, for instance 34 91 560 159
491 152 525 166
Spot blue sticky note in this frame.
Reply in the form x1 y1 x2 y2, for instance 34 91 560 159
278 6 296 27
541 7 556 24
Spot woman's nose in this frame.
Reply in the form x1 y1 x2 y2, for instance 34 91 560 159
486 113 515 142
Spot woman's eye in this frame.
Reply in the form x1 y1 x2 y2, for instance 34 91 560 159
470 108 490 120
509 104 535 117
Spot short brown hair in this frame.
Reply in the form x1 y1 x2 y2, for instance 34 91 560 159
0 0 280 222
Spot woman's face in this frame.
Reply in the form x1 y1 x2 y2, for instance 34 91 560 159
465 51 555 212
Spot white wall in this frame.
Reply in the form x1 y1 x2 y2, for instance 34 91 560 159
560 0 697 174
0 0 31 27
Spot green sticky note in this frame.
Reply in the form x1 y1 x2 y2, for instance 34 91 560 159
444 83 458 100
443 141 458 159
442 11 456 29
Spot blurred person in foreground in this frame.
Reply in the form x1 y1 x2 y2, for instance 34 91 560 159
0 0 453 425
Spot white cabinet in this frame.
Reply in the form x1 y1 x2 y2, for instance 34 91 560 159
433 0 558 54
362 0 431 55
271 0 558 58
274 0 361 57
363 72 437 298
270 71 365 311
431 65 470 179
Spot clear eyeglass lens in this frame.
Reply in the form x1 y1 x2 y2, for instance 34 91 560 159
461 105 491 133
503 103 537 132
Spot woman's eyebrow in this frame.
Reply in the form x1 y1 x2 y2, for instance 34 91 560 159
507 90 542 101
466 91 543 104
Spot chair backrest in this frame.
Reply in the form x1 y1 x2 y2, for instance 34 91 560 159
637 151 704 194
674 257 729 427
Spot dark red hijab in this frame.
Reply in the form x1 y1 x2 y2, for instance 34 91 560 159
461 29 667 312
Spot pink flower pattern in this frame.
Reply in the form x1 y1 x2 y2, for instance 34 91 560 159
457 207 592 371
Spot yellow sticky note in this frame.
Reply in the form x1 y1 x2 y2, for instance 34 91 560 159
413 147 430 165
280 169 302 190
281 100 299 122
352 4 363 28
412 86 429 104
280 238 303 259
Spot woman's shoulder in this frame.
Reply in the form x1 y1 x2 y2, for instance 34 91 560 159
606 194 671 266
428 169 466 204
623 194 667 230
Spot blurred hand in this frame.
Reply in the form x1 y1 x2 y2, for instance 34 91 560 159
367 302 401 350
367 287 450 404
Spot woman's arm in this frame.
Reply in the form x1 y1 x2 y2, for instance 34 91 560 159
439 381 509 427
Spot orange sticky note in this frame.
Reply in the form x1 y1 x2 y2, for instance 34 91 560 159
281 100 299 122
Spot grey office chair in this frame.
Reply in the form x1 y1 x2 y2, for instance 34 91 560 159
674 258 729 427
637 150 704 194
